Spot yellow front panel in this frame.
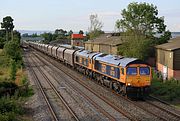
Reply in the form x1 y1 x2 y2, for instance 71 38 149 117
125 64 151 87
126 76 151 87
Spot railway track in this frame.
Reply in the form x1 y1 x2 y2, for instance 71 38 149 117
31 49 140 121
26 52 79 121
25 53 59 121
31 48 180 121
146 96 180 120
109 83 180 121
106 83 180 121
31 51 128 120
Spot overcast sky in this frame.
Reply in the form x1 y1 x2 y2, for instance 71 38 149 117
0 0 180 32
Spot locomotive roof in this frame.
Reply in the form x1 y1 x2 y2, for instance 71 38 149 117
94 54 138 67
76 50 99 58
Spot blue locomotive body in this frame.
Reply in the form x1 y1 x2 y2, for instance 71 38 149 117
94 60 120 79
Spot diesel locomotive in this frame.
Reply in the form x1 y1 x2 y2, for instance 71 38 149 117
28 42 152 98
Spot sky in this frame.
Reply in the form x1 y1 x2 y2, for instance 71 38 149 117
0 0 180 32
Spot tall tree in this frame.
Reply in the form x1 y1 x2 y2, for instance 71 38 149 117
0 30 6 48
88 14 104 39
1 16 14 41
116 2 167 36
89 14 103 32
55 29 67 39
68 30 73 36
79 30 84 34
116 2 171 60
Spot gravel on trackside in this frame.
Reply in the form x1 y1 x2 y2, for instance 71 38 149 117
23 52 52 121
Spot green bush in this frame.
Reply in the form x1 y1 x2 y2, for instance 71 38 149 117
3 40 22 63
17 86 34 98
0 82 18 97
0 97 23 121
151 78 180 101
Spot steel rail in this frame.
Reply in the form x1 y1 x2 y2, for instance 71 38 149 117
31 56 80 121
32 49 137 121
25 53 59 121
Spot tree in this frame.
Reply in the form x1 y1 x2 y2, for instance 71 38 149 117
79 30 84 34
118 35 152 60
1 16 14 41
55 29 67 39
0 30 6 48
31 33 39 37
88 14 104 39
68 30 73 36
155 30 172 45
116 2 171 60
41 32 53 44
3 40 22 62
67 30 73 39
116 2 168 37
22 33 29 37
89 14 103 32
13 30 21 44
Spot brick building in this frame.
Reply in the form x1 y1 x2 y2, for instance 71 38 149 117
71 34 84 47
156 37 180 80
84 33 124 55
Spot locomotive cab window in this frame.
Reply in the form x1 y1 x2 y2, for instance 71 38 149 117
140 67 150 75
126 67 137 75
121 68 124 75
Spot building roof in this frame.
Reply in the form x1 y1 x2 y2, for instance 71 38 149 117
85 33 126 46
71 34 84 39
156 37 180 51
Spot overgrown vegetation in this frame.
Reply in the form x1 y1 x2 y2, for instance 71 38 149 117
0 16 33 120
0 49 33 120
151 79 180 102
151 71 180 104
0 97 23 121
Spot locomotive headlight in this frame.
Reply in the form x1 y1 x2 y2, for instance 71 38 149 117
127 83 131 86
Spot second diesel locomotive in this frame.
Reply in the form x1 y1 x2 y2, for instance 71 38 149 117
29 42 152 98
